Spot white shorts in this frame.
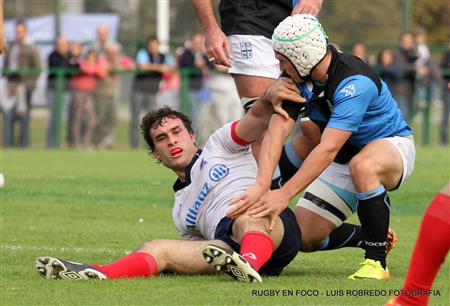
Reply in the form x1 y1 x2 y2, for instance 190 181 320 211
385 135 416 189
297 162 357 227
296 135 416 226
227 35 281 79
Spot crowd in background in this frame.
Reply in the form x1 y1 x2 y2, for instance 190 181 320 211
350 29 450 145
1 19 449 149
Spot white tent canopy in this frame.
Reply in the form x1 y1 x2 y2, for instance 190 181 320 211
3 13 120 106
5 13 120 44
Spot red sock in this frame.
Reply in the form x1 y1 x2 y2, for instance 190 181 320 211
240 231 274 271
91 251 158 279
397 193 450 306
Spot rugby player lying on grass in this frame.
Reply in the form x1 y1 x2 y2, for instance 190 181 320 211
36 83 305 283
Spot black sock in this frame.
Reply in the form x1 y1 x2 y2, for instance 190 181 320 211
357 187 390 268
319 223 364 250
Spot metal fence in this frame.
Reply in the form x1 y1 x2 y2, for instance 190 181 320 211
1 67 450 149
0 67 243 148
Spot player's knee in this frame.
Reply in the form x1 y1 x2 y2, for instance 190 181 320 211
299 238 323 252
232 214 269 239
137 239 166 256
298 222 327 252
299 121 320 147
349 156 377 179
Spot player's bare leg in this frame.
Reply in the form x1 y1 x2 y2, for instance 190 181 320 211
231 214 284 249
294 202 397 254
292 120 321 157
349 139 404 192
295 207 337 252
36 239 231 280
348 139 406 280
203 214 285 283
137 239 230 274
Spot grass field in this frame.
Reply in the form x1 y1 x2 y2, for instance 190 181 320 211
1 146 449 306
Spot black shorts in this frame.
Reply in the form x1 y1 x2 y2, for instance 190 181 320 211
214 208 301 276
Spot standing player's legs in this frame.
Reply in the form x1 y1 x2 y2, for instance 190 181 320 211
36 239 231 280
348 136 415 280
227 35 279 160
386 184 450 306
231 75 276 159
295 162 362 252
277 141 369 255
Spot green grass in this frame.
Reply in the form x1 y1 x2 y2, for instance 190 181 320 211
1 147 449 305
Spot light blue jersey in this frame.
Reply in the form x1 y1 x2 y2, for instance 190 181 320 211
298 45 412 150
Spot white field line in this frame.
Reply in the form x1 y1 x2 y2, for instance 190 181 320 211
1 244 130 255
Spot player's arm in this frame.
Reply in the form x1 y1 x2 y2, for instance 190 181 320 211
276 127 350 200
246 127 351 230
192 0 232 67
228 114 297 218
229 80 305 218
256 114 296 189
234 77 304 143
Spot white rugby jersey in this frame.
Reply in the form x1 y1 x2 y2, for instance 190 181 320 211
172 121 257 240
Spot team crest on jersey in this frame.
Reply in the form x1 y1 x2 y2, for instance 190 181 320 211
339 84 356 97
209 164 229 182
240 42 252 59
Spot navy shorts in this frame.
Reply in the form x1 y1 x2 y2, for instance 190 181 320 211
214 208 301 276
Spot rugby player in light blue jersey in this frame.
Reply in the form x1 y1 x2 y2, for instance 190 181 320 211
230 14 415 280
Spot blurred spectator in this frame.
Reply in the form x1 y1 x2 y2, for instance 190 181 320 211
351 41 368 62
91 24 119 56
93 43 134 149
130 36 169 148
414 27 441 107
156 54 180 110
440 41 450 145
198 65 242 144
0 0 5 54
46 36 77 148
66 41 83 147
70 50 106 149
375 48 399 93
394 32 418 121
178 33 211 132
414 27 431 105
0 74 27 147
4 19 41 147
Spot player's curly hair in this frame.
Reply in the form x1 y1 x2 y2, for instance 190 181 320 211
140 106 194 152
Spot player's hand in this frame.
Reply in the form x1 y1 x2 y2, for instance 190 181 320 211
204 26 233 67
292 0 323 16
262 77 306 120
247 189 291 231
228 185 268 219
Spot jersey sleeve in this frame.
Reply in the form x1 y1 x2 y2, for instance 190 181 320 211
204 121 252 155
328 75 378 132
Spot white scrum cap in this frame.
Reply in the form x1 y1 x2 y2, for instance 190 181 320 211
272 14 328 77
